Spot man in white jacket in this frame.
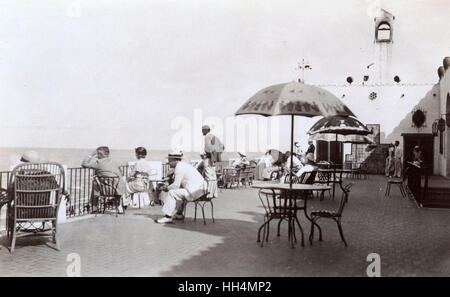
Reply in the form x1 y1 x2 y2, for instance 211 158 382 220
202 125 225 163
156 152 207 224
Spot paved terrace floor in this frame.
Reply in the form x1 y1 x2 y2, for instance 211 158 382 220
1 175 450 277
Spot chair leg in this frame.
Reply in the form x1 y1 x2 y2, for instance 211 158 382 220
182 202 187 223
309 218 315 245
53 220 60 250
10 224 17 253
257 217 268 243
277 219 282 237
209 201 214 223
194 202 198 221
265 217 272 242
336 220 348 247
201 204 206 225
399 185 406 199
294 216 304 247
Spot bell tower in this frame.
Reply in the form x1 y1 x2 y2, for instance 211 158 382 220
374 8 395 83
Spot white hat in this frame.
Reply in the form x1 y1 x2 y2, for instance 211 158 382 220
238 151 247 157
21 150 40 163
168 151 183 159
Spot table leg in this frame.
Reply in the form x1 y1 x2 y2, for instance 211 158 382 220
332 172 336 200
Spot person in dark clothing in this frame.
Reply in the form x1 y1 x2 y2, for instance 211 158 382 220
306 141 315 155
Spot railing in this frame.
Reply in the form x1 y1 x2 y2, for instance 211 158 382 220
0 163 171 219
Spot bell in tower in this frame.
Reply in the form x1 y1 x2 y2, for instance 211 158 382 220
373 8 395 83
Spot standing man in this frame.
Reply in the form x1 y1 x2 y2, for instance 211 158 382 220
305 140 315 156
202 125 224 163
394 140 403 178
156 152 207 224
81 146 126 213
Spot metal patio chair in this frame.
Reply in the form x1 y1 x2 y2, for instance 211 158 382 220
182 181 215 225
385 167 409 199
93 172 122 217
309 183 353 247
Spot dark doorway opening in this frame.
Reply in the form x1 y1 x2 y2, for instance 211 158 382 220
316 140 343 166
402 133 434 174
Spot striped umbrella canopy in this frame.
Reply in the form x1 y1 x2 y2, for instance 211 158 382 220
307 115 371 136
309 133 375 144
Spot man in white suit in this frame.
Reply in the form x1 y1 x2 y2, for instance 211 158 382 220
156 152 207 224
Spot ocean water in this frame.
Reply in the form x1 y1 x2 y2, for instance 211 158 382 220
0 147 262 171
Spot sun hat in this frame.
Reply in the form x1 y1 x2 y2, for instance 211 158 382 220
202 125 210 130
20 150 40 163
168 151 183 160
238 151 247 157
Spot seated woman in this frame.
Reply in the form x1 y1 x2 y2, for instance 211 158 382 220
231 151 250 169
196 153 219 198
295 153 317 181
125 147 156 207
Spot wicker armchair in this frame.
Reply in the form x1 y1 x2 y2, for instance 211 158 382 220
7 162 67 253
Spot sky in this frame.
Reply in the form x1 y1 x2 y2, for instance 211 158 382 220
0 0 449 152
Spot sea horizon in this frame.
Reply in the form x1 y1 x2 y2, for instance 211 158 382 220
0 146 263 171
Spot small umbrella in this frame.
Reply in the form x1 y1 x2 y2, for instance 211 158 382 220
235 81 355 186
308 133 375 166
307 115 372 166
307 115 371 136
308 133 375 144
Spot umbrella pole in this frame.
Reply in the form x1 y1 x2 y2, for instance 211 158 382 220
290 115 294 187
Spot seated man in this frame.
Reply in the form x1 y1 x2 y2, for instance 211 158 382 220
156 152 207 224
81 146 126 213
295 153 317 182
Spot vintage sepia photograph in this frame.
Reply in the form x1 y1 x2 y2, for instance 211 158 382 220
1 0 450 280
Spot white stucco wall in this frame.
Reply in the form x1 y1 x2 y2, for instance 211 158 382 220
323 84 433 144
439 64 450 177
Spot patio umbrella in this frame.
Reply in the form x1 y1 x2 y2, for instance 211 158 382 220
307 115 372 166
235 81 355 186
308 133 375 165
308 133 374 144
307 115 371 136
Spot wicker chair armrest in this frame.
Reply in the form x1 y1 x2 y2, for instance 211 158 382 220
0 187 8 204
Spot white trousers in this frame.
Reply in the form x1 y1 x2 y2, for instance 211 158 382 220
161 189 190 216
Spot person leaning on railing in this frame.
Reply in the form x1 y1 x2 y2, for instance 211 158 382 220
81 146 126 214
